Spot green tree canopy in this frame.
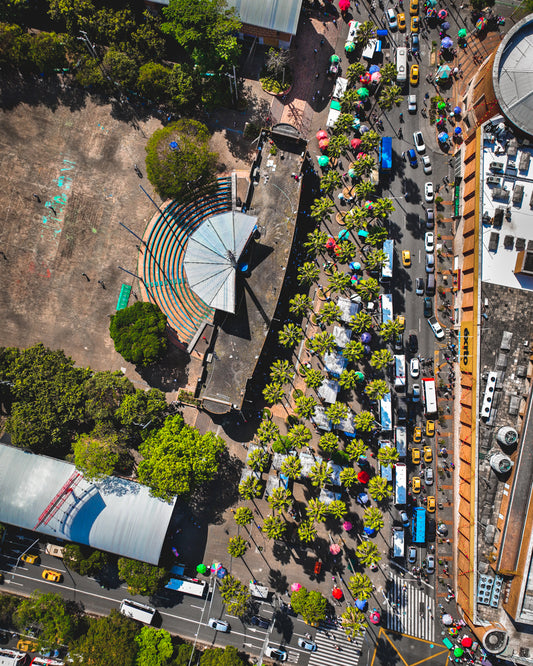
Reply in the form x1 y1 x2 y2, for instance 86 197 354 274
118 558 169 596
73 429 121 480
227 535 248 558
233 506 253 527
63 544 108 577
82 370 135 426
348 572 374 600
135 626 174 666
199 645 248 666
115 388 167 438
290 588 327 625
138 414 225 501
219 575 251 618
15 592 80 648
109 301 167 367
70 610 139 666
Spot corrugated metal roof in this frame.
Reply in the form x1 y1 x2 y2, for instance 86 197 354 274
226 0 303 36
0 445 175 564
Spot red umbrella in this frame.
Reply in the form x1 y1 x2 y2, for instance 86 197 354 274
351 138 362 150
316 130 328 140
319 138 330 150
369 610 381 624
357 152 367 160
461 636 473 648
358 470 370 484
339 0 351 10
326 237 336 249
332 587 343 600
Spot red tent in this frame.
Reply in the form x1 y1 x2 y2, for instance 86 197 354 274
358 470 370 484
332 587 343 600
351 138 362 150
339 0 351 10
461 637 473 648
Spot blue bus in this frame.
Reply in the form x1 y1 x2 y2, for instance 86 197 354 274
380 293 393 325
412 507 426 544
379 137 393 171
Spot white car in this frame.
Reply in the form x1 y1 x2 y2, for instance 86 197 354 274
425 253 434 273
425 554 435 574
410 357 420 378
422 155 432 174
208 618 230 632
408 546 417 563
415 277 424 295
265 646 288 661
424 182 434 202
408 94 417 113
424 232 434 253
412 383 421 402
428 316 445 339
298 638 317 651
386 8 398 29
413 131 425 153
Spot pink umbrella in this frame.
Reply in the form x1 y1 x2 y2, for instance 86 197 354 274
332 587 343 600
371 72 381 83
339 0 351 10
438 9 448 18
319 138 330 150
330 543 341 555
291 582 302 592
343 521 353 531
461 636 473 648
369 610 381 624
358 470 370 484
316 130 328 140
357 152 367 160
351 138 362 149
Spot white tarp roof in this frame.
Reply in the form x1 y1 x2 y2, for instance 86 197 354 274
319 488 342 505
336 410 355 435
324 351 348 377
184 211 257 313
311 406 332 431
326 108 341 128
333 325 351 348
318 379 339 404
299 451 322 477
327 462 344 486
333 77 348 100
337 296 361 322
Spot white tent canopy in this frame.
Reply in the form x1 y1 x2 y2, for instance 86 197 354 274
184 211 257 313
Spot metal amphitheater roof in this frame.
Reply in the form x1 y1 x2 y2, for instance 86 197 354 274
0 445 175 564
225 0 303 36
184 211 257 314
493 15 533 138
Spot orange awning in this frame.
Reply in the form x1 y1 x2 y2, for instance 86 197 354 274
463 255 475 272
464 216 475 236
464 138 477 163
460 443 472 463
463 235 475 253
462 272 474 291
462 292 474 309
463 178 476 200
461 375 473 388
460 483 471 502
460 425 472 442
461 389 472 406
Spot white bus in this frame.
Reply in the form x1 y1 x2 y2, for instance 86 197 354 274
396 47 408 84
394 354 406 392
165 577 207 597
380 293 393 325
394 462 407 505
422 378 437 416
119 599 156 624
379 440 394 482
395 426 407 459
381 239 393 283
391 527 405 558
379 392 393 433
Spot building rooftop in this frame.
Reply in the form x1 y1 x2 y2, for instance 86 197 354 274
225 0 303 36
0 445 175 564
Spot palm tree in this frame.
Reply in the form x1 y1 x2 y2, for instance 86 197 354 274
263 382 284 406
328 270 351 294
340 88 361 113
328 134 349 159
338 369 361 391
351 155 375 179
268 487 292 514
325 401 349 426
364 248 388 272
306 498 328 523
294 395 317 420
287 423 312 449
346 438 367 461
262 514 286 540
257 418 280 444
344 207 369 233
304 229 329 259
333 113 355 135
379 62 397 86
320 170 342 195
378 84 404 110
328 499 348 520
359 130 381 153
335 240 357 263
365 226 388 247
318 302 342 326
356 277 380 302
339 467 359 488
342 607 368 640
353 410 375 432
297 262 320 287
343 340 365 363
319 432 339 455
248 447 269 472
349 311 372 335
365 379 389 402
303 367 325 391
348 573 374 600
364 506 385 532
227 535 248 558
239 476 262 501
278 323 303 348
309 331 336 356
372 197 395 219
310 196 334 222
377 444 399 468
355 20 376 47
289 293 313 318
298 520 317 543
355 541 382 567
309 461 329 488
354 181 376 201
367 475 392 502
380 318 404 342
270 359 294 385
346 62 366 84
281 455 302 480
370 348 393 370
234 507 253 528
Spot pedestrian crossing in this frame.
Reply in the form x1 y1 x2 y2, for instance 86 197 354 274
307 620 365 666
385 573 435 641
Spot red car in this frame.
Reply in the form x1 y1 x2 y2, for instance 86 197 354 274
314 560 322 575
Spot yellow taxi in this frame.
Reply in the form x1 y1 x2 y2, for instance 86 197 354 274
410 64 419 86
412 476 421 494
397 315 406 329
402 250 411 267
426 420 435 437
427 496 436 512
17 639 38 652
411 448 421 464
397 12 406 30
411 15 419 32
410 0 419 14
42 569 62 583
423 446 433 463
21 553 40 565
413 426 422 443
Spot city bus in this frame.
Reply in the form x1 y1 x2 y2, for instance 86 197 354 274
30 659 64 666
379 137 393 172
119 599 156 624
380 293 393 325
412 507 426 544
396 47 408 84
379 440 393 482
422 378 437 416
395 425 407 459
394 462 407 505
394 354 406 392
381 239 394 283
391 527 405 558
165 576 207 597
379 392 393 433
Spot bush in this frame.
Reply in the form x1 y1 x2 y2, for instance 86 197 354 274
109 301 167 367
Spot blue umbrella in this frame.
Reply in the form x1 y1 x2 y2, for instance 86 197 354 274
441 21 450 31
364 345 371 354
356 598 368 610
369 65 380 74
217 567 227 578
350 261 362 271
364 526 375 536
454 126 463 135
361 332 372 343
454 106 461 115
441 37 453 49
357 492 369 504
438 132 449 142
360 125 370 134
169 141 179 150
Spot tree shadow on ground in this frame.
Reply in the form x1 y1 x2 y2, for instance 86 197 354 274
272 541 291 565
269 569 289 594
274 612 294 643
137 342 190 393
189 450 243 525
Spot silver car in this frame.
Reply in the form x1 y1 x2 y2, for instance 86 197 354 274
413 131 425 153
208 618 230 632
422 155 432 174
298 638 317 651
424 467 434 485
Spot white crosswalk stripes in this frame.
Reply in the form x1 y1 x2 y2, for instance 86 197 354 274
385 573 435 641
307 622 365 666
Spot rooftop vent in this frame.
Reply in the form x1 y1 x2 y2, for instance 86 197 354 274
497 426 518 446
481 372 497 421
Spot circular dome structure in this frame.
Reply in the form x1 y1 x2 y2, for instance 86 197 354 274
493 14 533 138
482 629 509 655
496 426 518 447
490 452 513 474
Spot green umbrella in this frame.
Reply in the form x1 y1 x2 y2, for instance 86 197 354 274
196 563 208 574
318 155 330 167
358 87 369 98
355 371 365 381
438 101 446 109
458 28 467 38
330 54 340 63
454 648 464 657
345 41 356 53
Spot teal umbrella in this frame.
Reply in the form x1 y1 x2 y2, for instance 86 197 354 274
358 87 369 98
330 54 341 63
458 28 467 38
318 155 330 167
426 0 437 6
345 41 356 53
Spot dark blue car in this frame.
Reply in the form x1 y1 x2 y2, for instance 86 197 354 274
408 148 418 167
412 34 420 53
